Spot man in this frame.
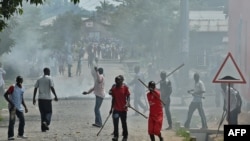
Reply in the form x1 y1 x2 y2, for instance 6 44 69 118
109 75 130 141
4 76 28 140
128 65 147 115
33 67 58 132
82 67 105 127
221 83 242 125
159 71 173 130
184 72 208 129
67 54 73 77
147 81 164 141
0 62 6 95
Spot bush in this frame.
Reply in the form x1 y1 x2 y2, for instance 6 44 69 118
176 128 191 141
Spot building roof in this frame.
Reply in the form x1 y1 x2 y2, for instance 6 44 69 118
189 11 228 32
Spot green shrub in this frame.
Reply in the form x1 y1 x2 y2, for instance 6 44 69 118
176 128 191 141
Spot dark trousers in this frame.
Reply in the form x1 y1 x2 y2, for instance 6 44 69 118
163 98 172 126
227 109 238 125
184 102 207 128
68 64 72 77
38 99 52 131
8 109 25 138
112 110 128 138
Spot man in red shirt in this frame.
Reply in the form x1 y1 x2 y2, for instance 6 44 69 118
109 75 130 141
147 81 164 141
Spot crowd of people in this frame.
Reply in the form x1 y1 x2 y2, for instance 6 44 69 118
0 60 243 141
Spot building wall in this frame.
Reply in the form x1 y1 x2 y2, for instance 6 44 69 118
228 0 250 101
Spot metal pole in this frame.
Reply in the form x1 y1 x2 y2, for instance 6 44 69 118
228 83 231 124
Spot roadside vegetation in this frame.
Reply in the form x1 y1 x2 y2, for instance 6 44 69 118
176 127 191 141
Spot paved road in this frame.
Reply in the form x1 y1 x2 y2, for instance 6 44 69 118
0 98 185 141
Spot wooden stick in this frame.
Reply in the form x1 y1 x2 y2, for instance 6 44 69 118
97 113 111 136
128 106 148 119
156 63 185 84
138 79 166 105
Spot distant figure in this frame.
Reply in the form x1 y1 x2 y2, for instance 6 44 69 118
128 65 147 115
88 51 95 68
147 81 164 141
184 72 207 129
76 56 82 76
147 63 157 82
58 53 65 75
82 67 105 128
109 75 130 141
159 71 173 130
221 83 242 125
33 67 58 132
4 76 28 140
0 62 6 95
67 54 73 77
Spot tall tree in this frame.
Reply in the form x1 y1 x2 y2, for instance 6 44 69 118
40 11 83 53
109 0 180 64
0 0 80 32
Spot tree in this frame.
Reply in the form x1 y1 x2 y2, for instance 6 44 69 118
95 1 116 22
0 0 80 32
0 19 16 56
40 11 83 53
108 0 180 66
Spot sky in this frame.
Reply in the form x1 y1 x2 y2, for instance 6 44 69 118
78 0 121 11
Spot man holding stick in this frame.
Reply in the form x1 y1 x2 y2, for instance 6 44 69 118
159 71 173 130
109 75 130 141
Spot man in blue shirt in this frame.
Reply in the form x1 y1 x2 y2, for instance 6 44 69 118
4 76 28 140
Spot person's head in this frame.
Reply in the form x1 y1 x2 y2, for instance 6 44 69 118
43 67 50 75
148 81 156 90
115 75 123 86
160 71 167 80
134 65 140 73
98 67 104 74
193 72 200 82
118 75 124 82
16 76 23 84
221 83 227 91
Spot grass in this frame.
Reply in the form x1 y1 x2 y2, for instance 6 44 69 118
176 127 191 141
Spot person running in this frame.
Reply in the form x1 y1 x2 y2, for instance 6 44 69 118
184 72 208 129
128 65 147 115
147 81 164 141
109 75 130 141
33 67 58 132
159 71 173 130
4 76 28 140
82 67 105 128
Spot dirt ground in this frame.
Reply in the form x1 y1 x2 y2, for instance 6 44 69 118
0 60 250 141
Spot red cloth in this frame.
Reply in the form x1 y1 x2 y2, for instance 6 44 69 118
6 85 14 95
147 89 163 135
110 84 130 111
